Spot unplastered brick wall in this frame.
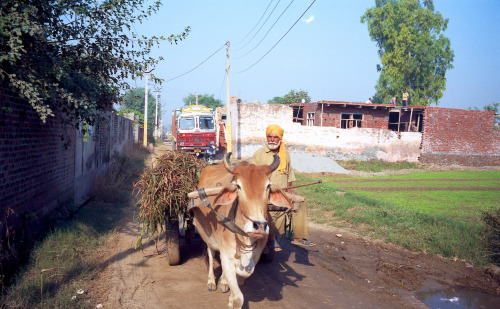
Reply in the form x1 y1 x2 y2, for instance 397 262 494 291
0 87 75 242
420 107 500 166
230 101 421 162
300 103 391 129
0 86 135 250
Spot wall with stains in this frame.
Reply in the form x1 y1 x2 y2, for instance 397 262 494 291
230 102 422 162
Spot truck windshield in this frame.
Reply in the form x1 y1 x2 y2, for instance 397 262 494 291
179 117 195 130
199 116 215 130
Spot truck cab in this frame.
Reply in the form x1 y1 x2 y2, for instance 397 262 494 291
175 105 217 154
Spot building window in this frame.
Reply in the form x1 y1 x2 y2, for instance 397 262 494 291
306 112 315 126
341 113 362 129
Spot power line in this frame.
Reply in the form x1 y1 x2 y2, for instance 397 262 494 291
235 0 276 46
235 0 282 52
240 0 295 59
235 0 316 74
165 43 226 82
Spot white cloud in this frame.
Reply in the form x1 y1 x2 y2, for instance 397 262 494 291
303 15 315 24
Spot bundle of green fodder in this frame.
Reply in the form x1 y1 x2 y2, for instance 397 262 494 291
134 151 206 247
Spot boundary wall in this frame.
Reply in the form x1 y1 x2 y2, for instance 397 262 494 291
420 107 500 166
0 86 134 267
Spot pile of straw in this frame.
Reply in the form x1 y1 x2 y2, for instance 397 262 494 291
134 151 206 244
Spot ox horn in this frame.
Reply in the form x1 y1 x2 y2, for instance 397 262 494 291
269 154 280 172
223 152 235 173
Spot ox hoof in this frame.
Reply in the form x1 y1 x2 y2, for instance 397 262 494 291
219 283 230 293
207 282 217 291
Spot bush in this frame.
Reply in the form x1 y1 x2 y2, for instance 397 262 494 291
482 209 500 265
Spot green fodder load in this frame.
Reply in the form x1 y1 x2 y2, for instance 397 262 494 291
134 152 206 247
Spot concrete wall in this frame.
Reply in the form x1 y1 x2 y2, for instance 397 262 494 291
230 102 422 162
74 112 134 206
420 107 500 166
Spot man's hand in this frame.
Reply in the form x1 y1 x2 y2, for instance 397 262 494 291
285 189 296 195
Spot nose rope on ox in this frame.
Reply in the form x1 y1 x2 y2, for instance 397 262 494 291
240 207 269 224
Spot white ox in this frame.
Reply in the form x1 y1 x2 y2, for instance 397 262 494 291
189 153 292 308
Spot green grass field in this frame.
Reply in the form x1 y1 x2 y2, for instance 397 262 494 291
322 171 500 219
294 170 500 267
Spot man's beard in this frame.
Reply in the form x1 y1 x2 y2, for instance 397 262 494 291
267 140 281 150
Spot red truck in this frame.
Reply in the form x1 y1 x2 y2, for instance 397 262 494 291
172 105 217 155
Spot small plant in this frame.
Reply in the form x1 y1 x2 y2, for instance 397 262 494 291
482 209 500 265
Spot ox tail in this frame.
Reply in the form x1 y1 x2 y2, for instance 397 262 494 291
202 244 209 269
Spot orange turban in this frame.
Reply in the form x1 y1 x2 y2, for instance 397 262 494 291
266 124 286 174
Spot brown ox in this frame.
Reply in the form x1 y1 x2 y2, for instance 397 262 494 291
190 153 292 309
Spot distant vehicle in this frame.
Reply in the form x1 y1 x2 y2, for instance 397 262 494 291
172 105 217 156
204 141 217 164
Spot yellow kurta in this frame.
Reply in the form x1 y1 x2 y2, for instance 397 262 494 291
250 145 296 187
250 146 308 239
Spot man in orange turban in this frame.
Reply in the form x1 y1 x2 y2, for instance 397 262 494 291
250 124 315 250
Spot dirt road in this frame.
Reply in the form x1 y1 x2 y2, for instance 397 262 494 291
89 144 500 308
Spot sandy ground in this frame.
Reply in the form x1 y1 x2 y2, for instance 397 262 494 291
87 144 500 308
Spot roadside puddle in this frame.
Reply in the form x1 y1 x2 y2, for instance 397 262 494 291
415 287 500 309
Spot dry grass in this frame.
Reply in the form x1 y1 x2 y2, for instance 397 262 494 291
91 145 149 203
134 151 206 248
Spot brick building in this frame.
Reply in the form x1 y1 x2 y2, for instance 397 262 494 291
291 101 425 132
229 99 499 166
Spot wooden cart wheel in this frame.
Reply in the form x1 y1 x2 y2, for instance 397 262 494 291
165 217 180 265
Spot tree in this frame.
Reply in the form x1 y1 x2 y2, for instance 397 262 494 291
119 88 158 129
361 0 454 106
268 90 311 104
267 96 285 104
117 108 144 127
182 93 223 109
470 102 500 126
0 0 189 133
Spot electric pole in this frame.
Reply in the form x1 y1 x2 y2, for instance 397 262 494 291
154 87 161 139
225 41 232 153
143 66 154 147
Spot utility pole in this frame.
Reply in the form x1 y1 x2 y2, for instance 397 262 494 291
143 66 154 147
225 41 232 153
154 87 161 139
195 91 198 105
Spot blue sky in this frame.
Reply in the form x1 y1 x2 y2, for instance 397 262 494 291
130 0 500 125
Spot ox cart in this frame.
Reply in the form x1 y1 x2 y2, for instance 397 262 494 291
164 180 321 266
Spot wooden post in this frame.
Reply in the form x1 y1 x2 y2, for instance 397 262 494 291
408 108 413 132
